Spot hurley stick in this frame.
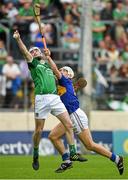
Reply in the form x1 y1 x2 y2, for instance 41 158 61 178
33 3 47 49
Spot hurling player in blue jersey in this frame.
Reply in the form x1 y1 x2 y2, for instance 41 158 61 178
44 49 124 175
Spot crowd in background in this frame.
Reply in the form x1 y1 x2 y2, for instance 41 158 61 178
0 0 128 110
92 0 128 110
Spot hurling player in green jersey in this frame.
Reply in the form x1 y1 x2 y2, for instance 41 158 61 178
13 30 82 172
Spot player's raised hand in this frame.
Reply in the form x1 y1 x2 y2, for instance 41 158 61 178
44 48 51 57
13 30 20 40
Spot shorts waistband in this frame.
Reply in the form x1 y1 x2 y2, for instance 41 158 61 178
36 94 58 96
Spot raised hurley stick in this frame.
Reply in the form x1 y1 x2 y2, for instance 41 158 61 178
33 3 47 49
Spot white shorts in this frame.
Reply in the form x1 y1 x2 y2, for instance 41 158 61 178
70 108 88 134
35 94 67 119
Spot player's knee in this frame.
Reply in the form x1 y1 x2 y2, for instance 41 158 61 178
34 127 42 136
86 141 95 151
65 121 73 130
48 132 57 142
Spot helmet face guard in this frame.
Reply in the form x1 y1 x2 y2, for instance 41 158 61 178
62 66 74 78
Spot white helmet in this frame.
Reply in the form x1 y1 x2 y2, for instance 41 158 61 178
62 66 74 78
29 47 42 57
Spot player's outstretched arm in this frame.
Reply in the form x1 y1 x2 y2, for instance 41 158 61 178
13 30 33 62
44 48 62 79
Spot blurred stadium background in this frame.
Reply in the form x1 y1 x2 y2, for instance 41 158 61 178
0 0 128 178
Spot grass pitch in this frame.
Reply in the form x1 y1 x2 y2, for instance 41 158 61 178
0 155 127 179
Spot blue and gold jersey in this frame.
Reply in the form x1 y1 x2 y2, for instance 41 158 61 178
58 75 79 114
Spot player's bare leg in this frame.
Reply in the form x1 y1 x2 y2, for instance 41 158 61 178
56 112 74 144
49 123 66 155
49 123 73 172
32 119 45 170
56 112 87 161
49 122 87 173
49 115 73 173
78 128 124 175
49 122 87 161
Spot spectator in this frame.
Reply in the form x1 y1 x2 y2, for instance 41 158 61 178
95 40 109 63
107 42 121 74
18 2 34 22
66 2 81 25
122 44 128 63
100 1 113 20
0 4 7 41
61 24 80 49
61 14 80 46
104 34 113 49
107 42 119 62
108 54 123 77
109 65 119 83
92 13 106 47
119 63 128 77
113 1 127 22
29 22 39 44
62 14 74 33
61 13 80 60
40 0 58 17
94 40 109 75
34 23 56 48
92 0 106 13
4 1 19 24
59 1 72 19
44 24 56 47
111 21 128 49
0 40 8 74
0 75 6 108
0 4 6 19
2 55 21 108
17 2 34 46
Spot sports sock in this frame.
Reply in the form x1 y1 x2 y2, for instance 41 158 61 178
110 153 120 164
62 152 69 161
62 152 71 163
33 147 39 158
69 144 76 156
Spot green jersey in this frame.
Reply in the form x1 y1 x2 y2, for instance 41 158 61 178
28 58 57 95
92 21 105 43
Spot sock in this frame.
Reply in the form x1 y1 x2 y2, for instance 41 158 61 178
115 155 120 164
62 152 69 161
110 153 120 164
33 147 39 158
62 152 71 163
69 144 76 156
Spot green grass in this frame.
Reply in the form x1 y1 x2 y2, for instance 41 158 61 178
0 155 127 179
